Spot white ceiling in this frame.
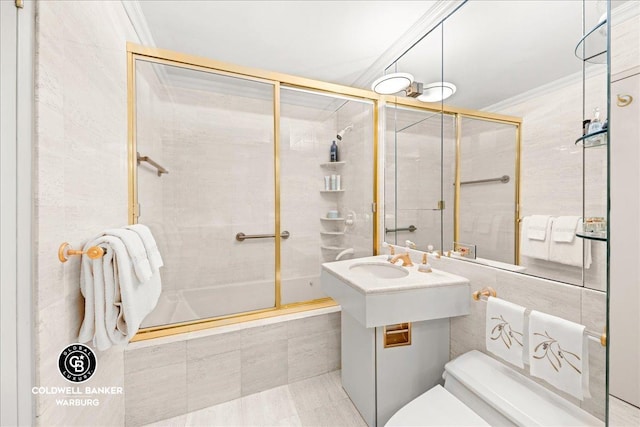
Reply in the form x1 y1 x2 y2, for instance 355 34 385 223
134 0 625 111
136 0 439 86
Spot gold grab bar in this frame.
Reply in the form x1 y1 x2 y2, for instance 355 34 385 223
455 175 510 186
58 242 105 263
137 152 168 177
472 287 606 347
236 231 290 242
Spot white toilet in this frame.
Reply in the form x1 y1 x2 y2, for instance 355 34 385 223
386 350 603 427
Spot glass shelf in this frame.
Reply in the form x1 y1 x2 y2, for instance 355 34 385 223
575 129 608 147
321 231 345 236
320 189 345 193
574 19 607 64
320 217 345 221
576 231 607 241
320 161 346 168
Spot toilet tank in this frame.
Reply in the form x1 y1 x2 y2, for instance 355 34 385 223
442 350 603 427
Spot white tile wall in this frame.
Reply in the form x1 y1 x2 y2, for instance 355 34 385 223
33 1 138 425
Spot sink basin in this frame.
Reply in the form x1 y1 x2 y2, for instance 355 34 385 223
349 262 409 279
321 255 470 327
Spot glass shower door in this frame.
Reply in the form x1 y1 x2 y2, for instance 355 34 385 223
278 87 374 304
133 59 277 327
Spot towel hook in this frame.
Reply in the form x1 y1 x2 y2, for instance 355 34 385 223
58 242 105 263
472 286 497 301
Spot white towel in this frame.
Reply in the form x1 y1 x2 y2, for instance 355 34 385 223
552 216 581 243
520 216 553 260
549 220 591 268
526 215 551 240
78 235 162 351
486 297 526 368
125 224 164 272
104 228 153 282
528 311 590 400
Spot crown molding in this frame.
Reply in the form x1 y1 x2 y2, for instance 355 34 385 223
121 0 157 47
612 0 640 24
351 0 466 90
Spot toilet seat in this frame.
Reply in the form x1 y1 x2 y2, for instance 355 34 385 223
385 385 490 427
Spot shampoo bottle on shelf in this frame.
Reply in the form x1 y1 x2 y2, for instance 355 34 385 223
330 140 339 162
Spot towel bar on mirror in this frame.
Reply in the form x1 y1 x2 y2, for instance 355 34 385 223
472 287 606 347
58 242 105 263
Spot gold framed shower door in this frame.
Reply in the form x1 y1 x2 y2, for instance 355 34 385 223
126 43 381 341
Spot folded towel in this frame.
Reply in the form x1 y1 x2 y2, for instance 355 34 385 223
125 224 164 272
549 225 592 268
520 216 553 260
552 216 581 243
78 235 162 351
526 215 551 240
486 297 526 368
104 228 153 283
528 311 590 400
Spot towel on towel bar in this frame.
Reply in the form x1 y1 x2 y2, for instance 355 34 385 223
549 217 591 268
551 216 581 243
104 228 153 283
78 234 162 351
526 215 551 240
125 224 164 271
520 216 552 260
528 311 590 400
486 297 526 368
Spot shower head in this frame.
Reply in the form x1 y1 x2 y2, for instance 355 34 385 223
336 124 354 141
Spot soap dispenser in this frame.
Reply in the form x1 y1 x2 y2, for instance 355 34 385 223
330 140 339 162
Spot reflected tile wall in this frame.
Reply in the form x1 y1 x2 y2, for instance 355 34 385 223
33 1 138 425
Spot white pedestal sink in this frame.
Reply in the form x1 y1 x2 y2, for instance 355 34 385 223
321 255 471 427
321 255 470 328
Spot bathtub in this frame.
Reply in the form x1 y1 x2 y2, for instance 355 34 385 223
140 275 325 328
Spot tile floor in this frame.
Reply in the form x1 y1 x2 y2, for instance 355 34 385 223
144 370 640 427
609 396 640 426
142 370 366 427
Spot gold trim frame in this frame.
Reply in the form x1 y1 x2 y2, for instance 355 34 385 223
381 98 522 264
127 43 380 341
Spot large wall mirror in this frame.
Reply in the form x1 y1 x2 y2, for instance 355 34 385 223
385 0 612 290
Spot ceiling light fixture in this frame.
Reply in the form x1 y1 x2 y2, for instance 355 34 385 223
417 82 457 103
371 72 414 95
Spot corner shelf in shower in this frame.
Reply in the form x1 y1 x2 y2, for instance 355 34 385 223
321 231 346 236
320 190 345 193
320 161 346 168
574 19 607 64
575 129 608 147
320 217 345 221
576 231 607 241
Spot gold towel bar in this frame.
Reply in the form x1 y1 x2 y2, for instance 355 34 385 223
472 287 607 347
58 242 105 263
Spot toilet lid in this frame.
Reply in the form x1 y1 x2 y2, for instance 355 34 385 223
385 385 490 427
